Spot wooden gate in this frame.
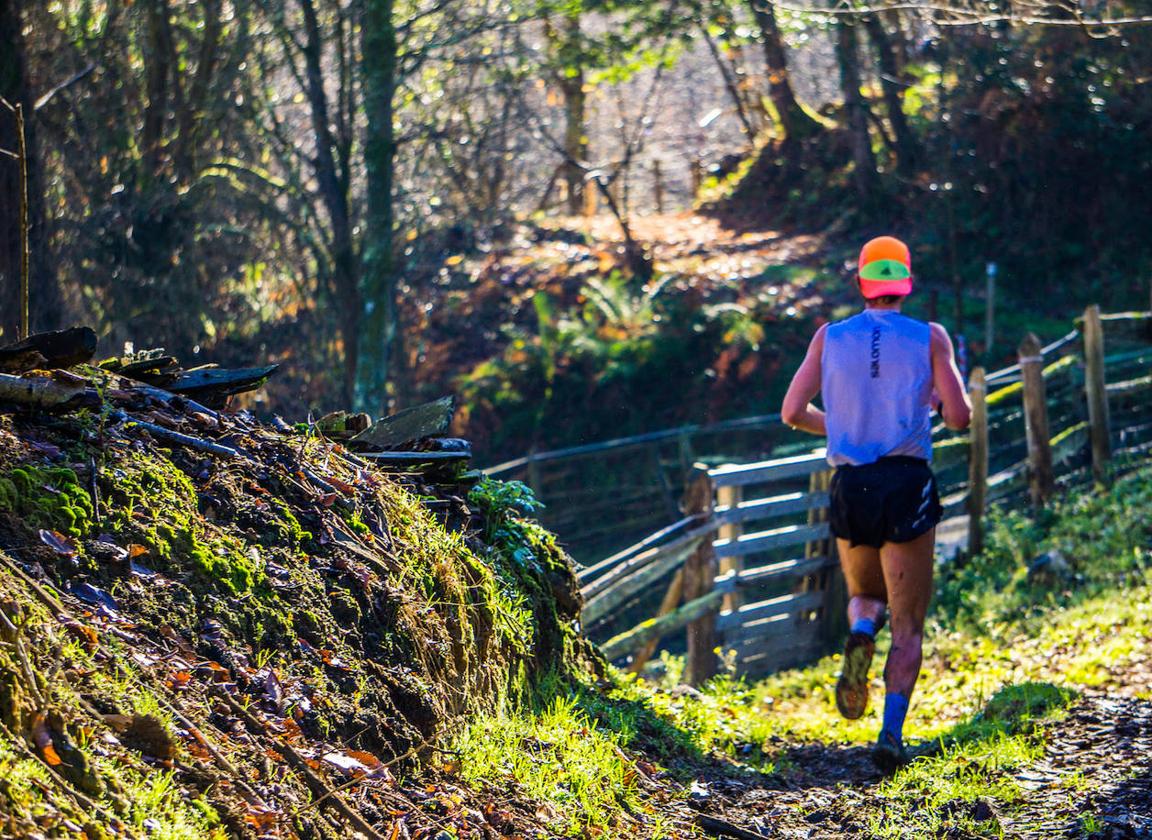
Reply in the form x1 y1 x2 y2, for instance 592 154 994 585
582 451 845 681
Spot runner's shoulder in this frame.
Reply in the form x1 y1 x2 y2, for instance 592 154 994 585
927 322 954 354
810 322 830 350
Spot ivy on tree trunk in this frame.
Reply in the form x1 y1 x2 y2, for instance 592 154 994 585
358 0 399 417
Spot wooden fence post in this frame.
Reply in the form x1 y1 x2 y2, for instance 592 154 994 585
690 157 703 197
967 366 988 556
807 469 845 648
1020 333 1055 508
801 468 828 589
1083 304 1112 483
804 470 831 562
717 482 743 613
682 468 718 686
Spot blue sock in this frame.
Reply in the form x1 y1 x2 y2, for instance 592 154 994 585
851 617 878 638
882 692 910 742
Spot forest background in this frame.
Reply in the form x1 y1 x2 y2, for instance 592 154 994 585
2 0 1151 465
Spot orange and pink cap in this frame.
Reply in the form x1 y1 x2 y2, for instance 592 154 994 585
857 236 913 298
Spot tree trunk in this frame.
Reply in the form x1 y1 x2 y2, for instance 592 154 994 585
560 71 586 216
546 12 587 215
300 0 361 407
864 13 920 174
358 0 399 417
834 15 880 201
142 0 175 181
172 0 223 181
0 0 61 337
746 0 821 144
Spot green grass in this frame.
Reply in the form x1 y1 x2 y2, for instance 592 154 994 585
457 690 675 837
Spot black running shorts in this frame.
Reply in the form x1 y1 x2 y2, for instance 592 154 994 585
828 456 943 548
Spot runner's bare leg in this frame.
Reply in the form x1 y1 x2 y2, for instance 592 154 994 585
837 538 887 627
879 528 935 697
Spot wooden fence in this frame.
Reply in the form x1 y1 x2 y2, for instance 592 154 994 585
485 413 817 566
578 305 1152 684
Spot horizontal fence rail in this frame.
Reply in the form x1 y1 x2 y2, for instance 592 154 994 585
562 304 1152 684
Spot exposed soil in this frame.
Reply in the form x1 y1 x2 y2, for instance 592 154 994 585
1007 694 1152 838
678 657 1152 840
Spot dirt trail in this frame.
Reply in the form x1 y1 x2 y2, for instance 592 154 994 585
1006 693 1152 838
677 658 1152 840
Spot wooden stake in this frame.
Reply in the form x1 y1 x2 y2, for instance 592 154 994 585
682 469 718 686
1019 333 1054 508
627 568 684 674
1082 304 1112 483
717 482 743 613
967 366 988 555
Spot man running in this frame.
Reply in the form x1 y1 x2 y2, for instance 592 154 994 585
780 236 971 771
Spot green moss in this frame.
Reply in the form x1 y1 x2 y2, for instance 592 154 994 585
0 465 94 538
270 497 312 545
99 451 266 595
344 510 370 537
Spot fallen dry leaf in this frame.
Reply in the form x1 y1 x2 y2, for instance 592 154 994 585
166 670 193 691
39 529 77 557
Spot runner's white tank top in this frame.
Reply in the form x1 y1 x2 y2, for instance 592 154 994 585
821 309 933 467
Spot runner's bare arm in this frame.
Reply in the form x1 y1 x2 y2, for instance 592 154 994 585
929 322 971 431
781 325 827 436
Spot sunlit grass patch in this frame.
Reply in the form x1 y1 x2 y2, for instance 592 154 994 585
456 692 672 838
863 682 1075 838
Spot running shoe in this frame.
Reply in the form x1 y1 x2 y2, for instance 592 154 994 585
872 729 910 773
835 631 875 720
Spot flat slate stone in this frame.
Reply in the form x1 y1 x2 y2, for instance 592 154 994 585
348 396 455 450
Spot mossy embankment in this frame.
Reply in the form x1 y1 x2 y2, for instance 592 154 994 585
0 400 600 838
